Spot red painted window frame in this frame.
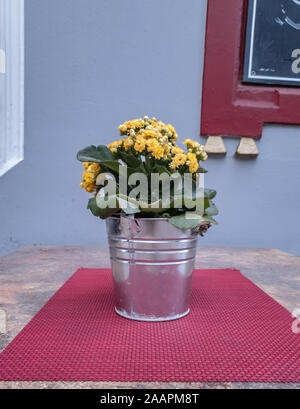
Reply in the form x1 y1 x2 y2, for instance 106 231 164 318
201 0 300 138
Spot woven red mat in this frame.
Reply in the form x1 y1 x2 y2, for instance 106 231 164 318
0 268 299 382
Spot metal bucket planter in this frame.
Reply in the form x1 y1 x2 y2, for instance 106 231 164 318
106 215 198 321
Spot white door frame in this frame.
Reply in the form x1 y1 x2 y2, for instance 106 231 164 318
0 0 24 177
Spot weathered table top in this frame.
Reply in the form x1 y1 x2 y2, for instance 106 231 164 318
0 245 299 390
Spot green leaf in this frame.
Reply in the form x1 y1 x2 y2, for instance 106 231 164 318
204 188 217 200
202 215 218 225
77 145 115 163
87 197 118 219
197 166 208 174
205 201 219 216
169 214 204 230
127 167 143 178
101 161 121 173
94 193 141 218
117 194 141 215
152 165 171 175
169 212 218 230
139 199 169 213
119 151 142 168
115 165 141 181
87 197 101 216
203 197 210 210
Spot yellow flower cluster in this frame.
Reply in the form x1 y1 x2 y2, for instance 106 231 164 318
108 116 178 160
107 140 122 153
107 116 207 175
169 152 199 173
80 162 101 193
117 116 178 140
169 141 207 173
184 139 208 162
170 154 187 170
186 153 199 173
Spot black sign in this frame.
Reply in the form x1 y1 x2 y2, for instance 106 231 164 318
243 0 300 87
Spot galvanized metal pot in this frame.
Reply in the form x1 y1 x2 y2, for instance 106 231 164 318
106 215 198 321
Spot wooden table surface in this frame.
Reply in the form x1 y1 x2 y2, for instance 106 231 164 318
0 245 299 390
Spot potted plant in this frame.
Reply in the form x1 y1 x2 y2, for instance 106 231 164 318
77 116 218 321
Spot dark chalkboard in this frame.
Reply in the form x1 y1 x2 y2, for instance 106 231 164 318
243 0 300 87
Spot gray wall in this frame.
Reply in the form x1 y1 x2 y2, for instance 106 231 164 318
0 0 300 256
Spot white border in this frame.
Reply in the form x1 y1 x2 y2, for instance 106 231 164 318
0 0 24 177
248 0 300 83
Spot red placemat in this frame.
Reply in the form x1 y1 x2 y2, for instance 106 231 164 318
0 268 299 382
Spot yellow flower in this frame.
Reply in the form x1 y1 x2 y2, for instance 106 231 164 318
201 151 208 161
171 153 187 169
194 145 208 161
123 137 134 151
183 139 192 146
80 170 97 193
124 119 144 129
187 152 197 162
146 137 165 158
152 145 164 159
118 124 127 134
87 163 101 174
134 136 146 153
83 172 94 184
185 152 199 173
143 129 159 139
108 141 122 153
189 160 199 173
163 144 170 156
167 124 176 136
171 147 184 155
118 119 145 135
184 139 201 149
146 138 160 153
83 162 92 170
85 184 96 193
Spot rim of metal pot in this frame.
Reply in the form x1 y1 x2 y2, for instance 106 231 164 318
108 215 170 221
